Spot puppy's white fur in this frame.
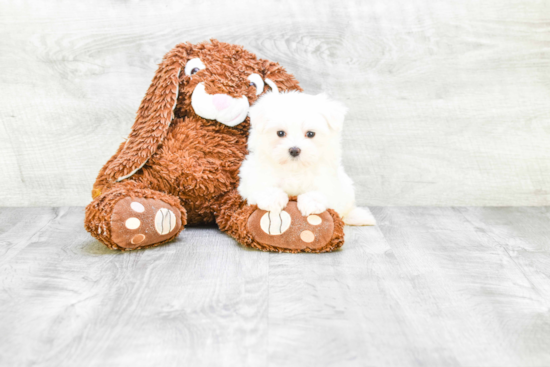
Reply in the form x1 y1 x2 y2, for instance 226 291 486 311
238 91 375 226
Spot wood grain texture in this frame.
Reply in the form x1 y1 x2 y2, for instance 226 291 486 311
1 206 550 366
1 0 550 206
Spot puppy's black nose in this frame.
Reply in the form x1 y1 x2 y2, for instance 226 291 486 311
289 147 301 157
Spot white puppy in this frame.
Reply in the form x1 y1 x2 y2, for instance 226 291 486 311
238 91 376 226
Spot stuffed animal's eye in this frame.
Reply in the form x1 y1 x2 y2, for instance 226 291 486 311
306 131 315 138
277 131 286 137
247 73 265 96
184 58 206 76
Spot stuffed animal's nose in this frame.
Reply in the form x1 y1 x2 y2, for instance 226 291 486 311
212 94 232 111
289 147 301 157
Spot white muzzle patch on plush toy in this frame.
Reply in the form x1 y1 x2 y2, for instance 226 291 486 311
191 83 250 127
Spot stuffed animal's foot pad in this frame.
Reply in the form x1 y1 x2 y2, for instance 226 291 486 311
110 197 182 249
248 201 335 252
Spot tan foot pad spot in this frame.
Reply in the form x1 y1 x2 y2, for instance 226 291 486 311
248 201 334 251
300 230 315 243
131 234 145 245
125 217 141 229
131 202 145 213
111 197 182 249
307 215 322 225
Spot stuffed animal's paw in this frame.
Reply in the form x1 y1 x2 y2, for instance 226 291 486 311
247 200 340 252
110 197 183 249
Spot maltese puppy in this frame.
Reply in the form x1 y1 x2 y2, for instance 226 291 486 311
238 91 376 226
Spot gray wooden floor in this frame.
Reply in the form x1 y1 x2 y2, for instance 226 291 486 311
1 207 549 366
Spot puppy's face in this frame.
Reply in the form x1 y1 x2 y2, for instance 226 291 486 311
248 92 347 167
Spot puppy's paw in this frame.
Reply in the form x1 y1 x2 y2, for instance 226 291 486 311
254 187 289 213
297 191 328 216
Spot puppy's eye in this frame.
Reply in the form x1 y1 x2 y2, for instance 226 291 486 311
277 131 286 137
190 67 200 75
306 131 316 138
247 73 265 96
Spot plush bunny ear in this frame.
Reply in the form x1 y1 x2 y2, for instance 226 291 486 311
261 60 302 94
317 93 348 132
104 44 189 182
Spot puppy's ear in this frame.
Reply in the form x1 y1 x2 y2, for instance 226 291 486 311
104 43 190 182
248 92 276 132
317 93 347 132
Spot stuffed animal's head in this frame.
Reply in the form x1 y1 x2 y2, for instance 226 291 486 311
175 40 300 130
103 40 302 183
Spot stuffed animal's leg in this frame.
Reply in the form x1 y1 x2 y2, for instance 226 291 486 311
85 181 187 250
216 190 345 253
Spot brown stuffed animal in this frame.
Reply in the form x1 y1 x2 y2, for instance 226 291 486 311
85 40 345 253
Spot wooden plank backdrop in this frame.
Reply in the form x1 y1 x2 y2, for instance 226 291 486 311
1 0 550 206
